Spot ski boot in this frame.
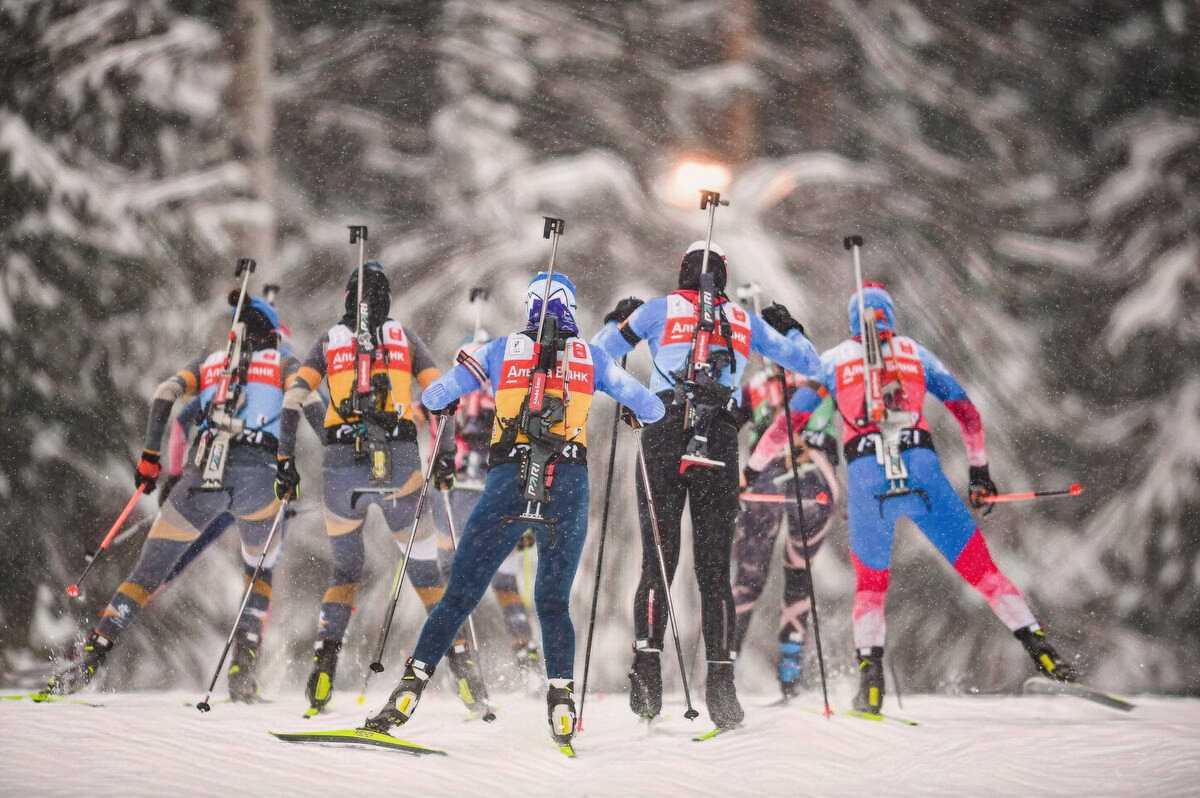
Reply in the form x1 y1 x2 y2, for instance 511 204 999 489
46 630 112 695
547 679 577 754
363 658 432 733
445 644 492 718
778 640 804 700
852 647 885 714
1016 625 1077 682
628 647 662 721
227 630 260 703
705 661 744 729
304 639 341 717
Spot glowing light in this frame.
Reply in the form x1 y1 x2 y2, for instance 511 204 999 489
666 159 732 208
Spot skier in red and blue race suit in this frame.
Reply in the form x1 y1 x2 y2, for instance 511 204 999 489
592 241 820 729
363 272 664 750
784 282 1077 713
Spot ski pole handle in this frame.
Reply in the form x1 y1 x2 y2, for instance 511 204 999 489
979 483 1083 505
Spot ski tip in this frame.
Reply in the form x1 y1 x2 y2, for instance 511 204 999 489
66 584 80 598
558 744 576 758
302 708 319 719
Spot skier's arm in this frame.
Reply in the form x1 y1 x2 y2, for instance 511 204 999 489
420 339 498 412
590 299 652 360
745 387 823 472
749 312 819 376
594 348 666 424
920 344 987 466
142 357 203 454
167 396 203 476
278 339 327 458
407 330 442 389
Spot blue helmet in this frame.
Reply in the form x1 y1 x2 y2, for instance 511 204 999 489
847 282 895 336
526 272 578 336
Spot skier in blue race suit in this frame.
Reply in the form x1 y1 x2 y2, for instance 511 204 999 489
364 272 664 752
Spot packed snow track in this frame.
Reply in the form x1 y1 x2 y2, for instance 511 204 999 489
3 691 1197 796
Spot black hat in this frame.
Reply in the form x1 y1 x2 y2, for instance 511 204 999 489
678 241 728 291
345 260 391 326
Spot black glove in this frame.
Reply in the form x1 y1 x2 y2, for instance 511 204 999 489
761 302 805 336
741 465 761 488
134 450 162 493
620 407 644 430
968 464 998 515
604 296 644 325
158 473 181 507
434 399 460 417
274 456 301 501
432 450 457 491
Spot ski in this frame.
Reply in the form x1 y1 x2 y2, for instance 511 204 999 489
842 708 920 726
1023 676 1135 712
692 725 740 742
269 728 447 757
1 691 103 708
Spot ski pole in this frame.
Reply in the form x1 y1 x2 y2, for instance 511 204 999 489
361 413 452 695
776 366 833 718
739 492 831 506
66 485 148 598
438 489 496 722
978 484 1084 505
635 431 700 721
196 497 288 712
576 359 626 733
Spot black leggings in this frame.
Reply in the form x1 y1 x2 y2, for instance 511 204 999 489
634 403 740 662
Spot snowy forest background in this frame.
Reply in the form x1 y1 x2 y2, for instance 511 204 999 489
1 0 1197 699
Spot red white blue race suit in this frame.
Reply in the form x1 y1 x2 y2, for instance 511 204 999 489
787 334 1037 649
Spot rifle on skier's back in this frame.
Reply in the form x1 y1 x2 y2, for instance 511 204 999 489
340 225 392 484
844 236 927 514
678 190 733 473
195 258 256 491
504 217 568 529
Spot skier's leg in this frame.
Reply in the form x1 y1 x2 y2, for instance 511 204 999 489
410 463 528 672
96 469 227 643
50 468 226 694
493 550 534 650
226 461 285 701
904 449 1037 632
688 413 743 728
629 416 688 718
531 464 589 745
845 455 909 713
164 512 234 586
633 419 688 652
730 470 784 653
777 466 835 692
531 464 590 681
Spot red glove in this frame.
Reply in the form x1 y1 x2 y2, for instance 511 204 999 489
135 450 162 493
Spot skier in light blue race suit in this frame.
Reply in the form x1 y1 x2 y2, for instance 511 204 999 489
785 282 1078 714
365 272 665 749
591 241 820 729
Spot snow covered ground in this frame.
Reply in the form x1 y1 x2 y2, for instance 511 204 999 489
3 688 1197 797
